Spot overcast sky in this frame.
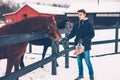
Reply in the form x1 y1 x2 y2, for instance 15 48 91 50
2 0 120 6
13 0 120 5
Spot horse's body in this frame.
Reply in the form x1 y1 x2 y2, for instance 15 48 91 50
20 18 69 68
0 15 61 77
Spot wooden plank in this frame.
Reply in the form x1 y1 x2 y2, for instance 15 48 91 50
64 33 69 68
51 40 59 75
94 25 120 30
0 28 71 46
115 21 119 53
0 31 49 46
0 26 119 46
68 39 120 45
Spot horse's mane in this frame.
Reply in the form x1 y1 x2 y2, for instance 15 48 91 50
0 16 53 36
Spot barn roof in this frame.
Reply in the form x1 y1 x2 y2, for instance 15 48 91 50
65 3 120 13
27 4 67 15
3 4 67 16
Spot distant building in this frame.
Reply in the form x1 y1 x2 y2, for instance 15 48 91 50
3 4 67 24
65 3 120 26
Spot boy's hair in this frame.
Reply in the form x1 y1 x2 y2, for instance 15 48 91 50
77 9 86 14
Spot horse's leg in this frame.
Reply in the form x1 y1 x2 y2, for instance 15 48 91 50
41 45 59 67
20 55 25 68
14 57 21 80
56 60 59 67
41 45 49 68
6 57 15 75
56 48 59 67
41 45 48 60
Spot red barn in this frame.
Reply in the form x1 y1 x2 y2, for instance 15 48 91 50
3 4 67 24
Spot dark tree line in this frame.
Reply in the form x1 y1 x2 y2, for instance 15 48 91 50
36 2 70 8
0 0 20 20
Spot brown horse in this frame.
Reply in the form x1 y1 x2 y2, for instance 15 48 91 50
20 17 70 68
0 15 61 77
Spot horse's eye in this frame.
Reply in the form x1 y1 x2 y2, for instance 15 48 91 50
48 26 50 29
54 21 56 25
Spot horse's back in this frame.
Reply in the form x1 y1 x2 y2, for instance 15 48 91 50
29 38 52 46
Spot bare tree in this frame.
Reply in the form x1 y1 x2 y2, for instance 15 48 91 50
0 0 20 20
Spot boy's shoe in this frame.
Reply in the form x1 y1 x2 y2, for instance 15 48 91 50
74 76 84 80
90 75 94 80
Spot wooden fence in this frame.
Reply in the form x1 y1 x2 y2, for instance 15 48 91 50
29 21 120 56
0 28 71 80
93 21 120 54
0 21 119 80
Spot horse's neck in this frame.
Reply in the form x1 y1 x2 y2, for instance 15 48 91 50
23 17 50 31
0 22 32 36
0 25 10 35
0 17 48 36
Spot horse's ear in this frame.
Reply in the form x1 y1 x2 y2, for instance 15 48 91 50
51 15 56 21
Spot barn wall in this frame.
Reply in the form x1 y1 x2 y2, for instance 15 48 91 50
5 5 40 24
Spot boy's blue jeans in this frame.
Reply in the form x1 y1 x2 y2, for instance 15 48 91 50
77 50 94 77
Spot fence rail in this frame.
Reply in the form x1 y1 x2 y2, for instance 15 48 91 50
0 31 48 46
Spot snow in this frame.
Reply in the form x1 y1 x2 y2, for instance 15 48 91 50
0 29 120 80
27 4 67 15
0 22 5 28
93 29 115 41
66 2 120 13
1 51 120 80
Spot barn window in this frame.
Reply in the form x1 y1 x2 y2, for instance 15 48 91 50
94 17 119 26
6 18 14 23
94 13 120 26
22 14 28 19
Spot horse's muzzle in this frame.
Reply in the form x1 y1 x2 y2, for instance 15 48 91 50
54 35 62 41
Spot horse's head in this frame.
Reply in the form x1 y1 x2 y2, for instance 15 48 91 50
45 15 62 41
11 15 62 41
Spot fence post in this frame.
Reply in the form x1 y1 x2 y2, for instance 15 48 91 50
29 43 32 53
64 23 71 68
51 40 59 75
115 21 119 54
65 33 69 68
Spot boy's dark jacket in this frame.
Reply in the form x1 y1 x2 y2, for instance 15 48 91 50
67 18 95 51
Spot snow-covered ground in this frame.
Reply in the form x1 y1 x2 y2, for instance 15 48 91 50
21 53 120 80
0 50 120 80
0 22 5 28
0 29 120 80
